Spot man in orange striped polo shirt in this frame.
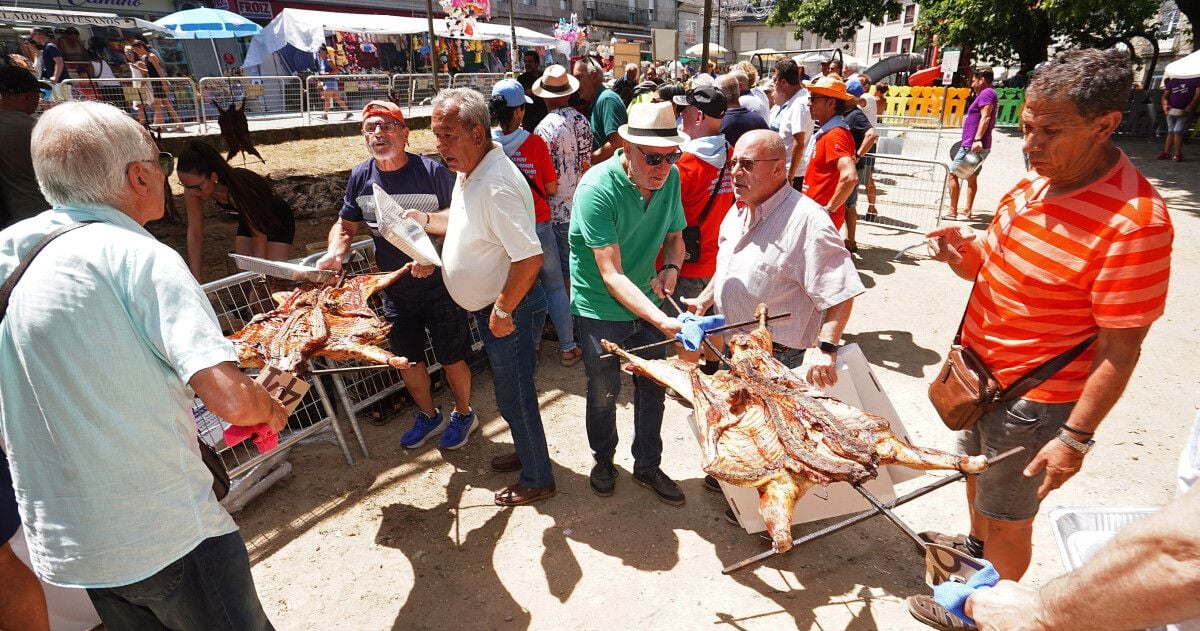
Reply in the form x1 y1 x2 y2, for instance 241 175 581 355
919 49 1173 583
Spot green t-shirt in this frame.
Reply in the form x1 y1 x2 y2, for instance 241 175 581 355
569 150 686 321
590 88 627 151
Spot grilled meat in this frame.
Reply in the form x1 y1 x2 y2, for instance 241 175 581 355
214 99 265 164
602 305 988 553
229 268 410 374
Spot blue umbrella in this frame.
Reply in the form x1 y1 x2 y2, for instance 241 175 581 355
153 8 262 75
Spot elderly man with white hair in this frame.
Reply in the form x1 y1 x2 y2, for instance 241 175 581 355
410 88 555 506
0 101 285 629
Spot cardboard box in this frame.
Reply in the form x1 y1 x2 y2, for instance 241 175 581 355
684 343 920 533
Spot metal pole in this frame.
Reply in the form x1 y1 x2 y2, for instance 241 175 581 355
701 0 712 75
508 0 519 73
426 0 439 90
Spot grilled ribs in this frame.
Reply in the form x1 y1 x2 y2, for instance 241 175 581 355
602 305 988 553
228 267 411 374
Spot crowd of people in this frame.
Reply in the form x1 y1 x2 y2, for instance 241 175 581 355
0 45 1191 631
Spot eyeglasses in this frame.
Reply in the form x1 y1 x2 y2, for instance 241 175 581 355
362 121 405 134
634 144 682 166
127 151 174 177
728 157 782 171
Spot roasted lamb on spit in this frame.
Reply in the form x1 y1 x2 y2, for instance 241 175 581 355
602 305 988 553
228 267 411 374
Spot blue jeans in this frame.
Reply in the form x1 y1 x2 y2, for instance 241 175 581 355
553 221 571 292
474 284 553 488
86 531 273 631
536 221 576 352
577 316 668 474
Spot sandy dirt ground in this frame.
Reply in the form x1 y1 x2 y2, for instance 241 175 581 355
156 128 1199 630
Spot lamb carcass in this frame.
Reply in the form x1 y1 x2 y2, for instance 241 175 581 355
228 268 411 374
601 305 988 553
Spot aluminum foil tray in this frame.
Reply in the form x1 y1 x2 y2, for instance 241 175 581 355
229 253 335 283
1048 506 1157 572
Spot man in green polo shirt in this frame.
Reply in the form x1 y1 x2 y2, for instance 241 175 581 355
573 57 627 164
569 101 689 507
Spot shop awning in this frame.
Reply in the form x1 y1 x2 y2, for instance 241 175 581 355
0 6 173 35
243 7 555 68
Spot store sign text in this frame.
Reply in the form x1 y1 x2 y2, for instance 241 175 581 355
236 0 272 19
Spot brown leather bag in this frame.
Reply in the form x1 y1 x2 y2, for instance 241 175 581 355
929 311 1096 432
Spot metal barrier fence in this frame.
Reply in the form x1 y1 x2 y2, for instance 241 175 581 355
304 74 391 122
59 77 202 132
199 76 304 127
855 153 948 260
392 72 453 110
450 72 509 95
874 124 957 164
300 240 486 440
195 269 361 511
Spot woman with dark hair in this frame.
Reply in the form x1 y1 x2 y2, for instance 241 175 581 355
130 41 183 132
489 79 582 366
177 141 296 278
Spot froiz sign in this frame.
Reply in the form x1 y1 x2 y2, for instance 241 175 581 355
236 0 272 19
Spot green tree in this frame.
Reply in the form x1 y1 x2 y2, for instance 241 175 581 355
769 0 1162 71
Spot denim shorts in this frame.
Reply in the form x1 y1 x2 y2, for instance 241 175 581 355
380 291 471 366
949 146 990 178
1166 114 1189 134
957 398 1075 521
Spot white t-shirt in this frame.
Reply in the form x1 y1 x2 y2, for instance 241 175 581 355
739 93 770 123
861 94 879 126
441 144 543 312
768 88 813 171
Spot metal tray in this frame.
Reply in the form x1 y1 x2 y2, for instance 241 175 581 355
1048 506 1158 571
229 253 335 283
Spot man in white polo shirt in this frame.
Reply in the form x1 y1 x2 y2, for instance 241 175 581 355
411 88 554 506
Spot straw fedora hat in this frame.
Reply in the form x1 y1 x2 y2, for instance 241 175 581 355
803 75 856 101
617 101 690 148
531 64 580 99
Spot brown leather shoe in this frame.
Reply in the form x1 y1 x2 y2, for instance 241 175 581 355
494 483 556 506
490 451 522 472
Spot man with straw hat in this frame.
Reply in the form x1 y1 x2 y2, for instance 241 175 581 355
570 101 690 507
802 75 859 245
532 65 593 287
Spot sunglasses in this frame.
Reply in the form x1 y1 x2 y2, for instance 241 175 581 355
634 144 682 166
363 121 405 134
728 157 782 171
128 151 174 177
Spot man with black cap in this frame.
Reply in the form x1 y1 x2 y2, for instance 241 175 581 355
0 66 49 229
666 85 732 369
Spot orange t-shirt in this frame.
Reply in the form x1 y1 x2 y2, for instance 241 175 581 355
671 147 734 278
961 153 1173 403
803 125 854 229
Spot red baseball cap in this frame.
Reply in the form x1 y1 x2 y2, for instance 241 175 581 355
361 100 406 125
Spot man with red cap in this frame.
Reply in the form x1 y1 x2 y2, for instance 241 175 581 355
802 76 859 244
317 100 478 454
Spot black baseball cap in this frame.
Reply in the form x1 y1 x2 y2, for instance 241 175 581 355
671 85 727 119
0 66 41 95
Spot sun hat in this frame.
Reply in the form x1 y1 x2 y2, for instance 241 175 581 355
492 78 532 107
361 100 406 125
617 101 690 148
531 64 579 99
671 85 727 119
803 75 856 102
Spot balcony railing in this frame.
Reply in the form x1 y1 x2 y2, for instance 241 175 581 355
583 1 654 24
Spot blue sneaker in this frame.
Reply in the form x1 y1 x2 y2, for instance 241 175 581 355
400 408 446 449
438 409 478 450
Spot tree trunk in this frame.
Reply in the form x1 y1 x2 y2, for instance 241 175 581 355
1181 0 1200 51
1016 13 1053 72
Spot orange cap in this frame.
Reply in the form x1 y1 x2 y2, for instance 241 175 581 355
361 100 406 125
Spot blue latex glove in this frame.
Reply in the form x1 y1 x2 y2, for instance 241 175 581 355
674 313 726 352
932 558 1000 626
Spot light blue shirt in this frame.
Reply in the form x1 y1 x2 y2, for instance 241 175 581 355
0 205 238 588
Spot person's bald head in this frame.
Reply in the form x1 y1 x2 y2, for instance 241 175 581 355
715 74 740 103
731 130 787 206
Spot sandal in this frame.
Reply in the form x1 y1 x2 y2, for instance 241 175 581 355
907 594 977 631
560 346 583 367
942 212 958 221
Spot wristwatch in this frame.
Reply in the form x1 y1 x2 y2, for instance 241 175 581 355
492 305 511 320
818 340 840 354
660 263 680 274
1056 430 1095 454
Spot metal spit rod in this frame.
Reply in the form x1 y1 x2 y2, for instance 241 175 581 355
599 311 792 359
662 294 733 369
309 364 396 375
721 445 1025 575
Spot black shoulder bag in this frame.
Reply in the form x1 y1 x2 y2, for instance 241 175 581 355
682 151 731 263
0 222 231 500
